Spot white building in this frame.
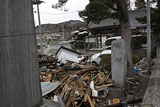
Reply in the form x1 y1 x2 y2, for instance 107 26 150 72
56 46 81 63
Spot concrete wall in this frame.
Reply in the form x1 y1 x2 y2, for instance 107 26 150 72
142 47 160 107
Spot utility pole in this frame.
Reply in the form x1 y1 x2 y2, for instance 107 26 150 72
33 0 44 54
147 0 151 73
36 0 44 54
0 0 42 106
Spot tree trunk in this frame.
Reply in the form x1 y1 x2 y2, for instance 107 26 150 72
157 0 160 8
119 0 134 77
0 0 42 107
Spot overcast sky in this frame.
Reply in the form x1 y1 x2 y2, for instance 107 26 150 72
33 0 135 25
33 0 89 25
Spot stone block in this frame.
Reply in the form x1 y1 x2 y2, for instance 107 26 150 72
111 39 127 87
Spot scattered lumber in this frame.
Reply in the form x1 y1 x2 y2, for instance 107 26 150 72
87 94 95 107
38 54 142 106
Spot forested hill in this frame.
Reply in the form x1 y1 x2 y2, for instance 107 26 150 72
36 20 86 33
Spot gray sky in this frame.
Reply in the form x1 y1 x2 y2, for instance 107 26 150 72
33 0 89 25
34 0 135 25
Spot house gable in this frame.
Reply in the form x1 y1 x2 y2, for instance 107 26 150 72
56 46 81 63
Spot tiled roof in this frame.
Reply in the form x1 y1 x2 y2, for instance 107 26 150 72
88 9 146 29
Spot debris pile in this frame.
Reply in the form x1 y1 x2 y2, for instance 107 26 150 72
134 57 155 75
134 57 147 71
38 54 149 106
38 54 118 106
38 54 58 69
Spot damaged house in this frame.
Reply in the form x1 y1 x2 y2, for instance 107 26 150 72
56 46 81 63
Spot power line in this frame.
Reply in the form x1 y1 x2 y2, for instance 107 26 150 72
34 10 81 15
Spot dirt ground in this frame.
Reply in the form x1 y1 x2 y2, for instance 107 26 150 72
125 72 151 106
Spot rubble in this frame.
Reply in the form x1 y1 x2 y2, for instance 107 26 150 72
38 54 117 106
41 81 60 96
38 54 151 106
134 57 147 71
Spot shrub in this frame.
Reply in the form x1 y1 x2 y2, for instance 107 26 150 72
132 54 140 64
99 54 140 70
99 54 111 70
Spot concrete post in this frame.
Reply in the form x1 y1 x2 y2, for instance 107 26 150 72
147 0 151 73
111 39 127 87
0 0 42 106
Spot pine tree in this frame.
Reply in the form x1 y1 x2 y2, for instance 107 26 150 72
135 0 146 9
79 0 134 76
152 0 160 42
135 0 160 58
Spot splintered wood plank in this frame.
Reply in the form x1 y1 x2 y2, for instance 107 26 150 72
87 94 95 107
44 73 52 82
80 65 95 69
95 83 114 91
